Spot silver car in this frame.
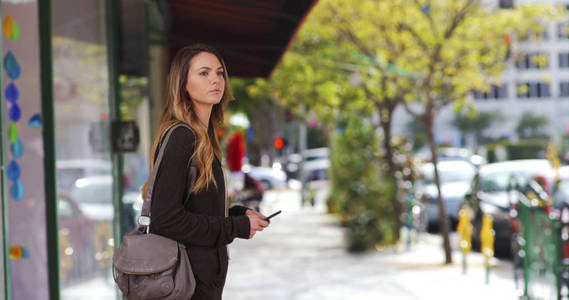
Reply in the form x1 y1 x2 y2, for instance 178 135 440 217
417 160 477 231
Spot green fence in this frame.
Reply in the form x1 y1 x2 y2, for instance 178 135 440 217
516 193 569 300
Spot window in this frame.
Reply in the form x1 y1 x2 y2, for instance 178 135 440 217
499 0 514 9
558 22 569 39
560 82 569 97
520 28 549 41
560 53 569 68
473 85 508 100
516 53 549 69
517 82 551 99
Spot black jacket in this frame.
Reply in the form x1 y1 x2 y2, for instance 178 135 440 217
150 125 250 299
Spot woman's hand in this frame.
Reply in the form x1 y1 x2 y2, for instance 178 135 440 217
246 209 269 239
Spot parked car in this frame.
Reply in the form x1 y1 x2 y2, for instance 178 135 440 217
416 160 477 232
301 147 330 189
56 159 111 191
69 175 139 231
466 159 554 257
302 147 329 162
241 164 286 190
58 193 96 284
284 153 303 181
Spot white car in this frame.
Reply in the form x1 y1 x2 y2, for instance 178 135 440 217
242 164 286 190
69 175 140 231
57 159 111 191
301 147 330 188
417 160 477 230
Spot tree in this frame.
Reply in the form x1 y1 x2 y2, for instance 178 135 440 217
516 111 549 139
452 111 500 148
389 0 558 264
243 0 559 263
247 0 427 242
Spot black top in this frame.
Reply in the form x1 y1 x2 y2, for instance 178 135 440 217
149 125 250 293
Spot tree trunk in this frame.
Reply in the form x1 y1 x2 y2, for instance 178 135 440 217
425 116 453 264
379 113 401 242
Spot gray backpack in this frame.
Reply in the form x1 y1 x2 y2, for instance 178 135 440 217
113 123 197 299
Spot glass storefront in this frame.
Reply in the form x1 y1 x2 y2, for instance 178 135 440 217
51 0 116 298
1 1 49 299
0 1 155 298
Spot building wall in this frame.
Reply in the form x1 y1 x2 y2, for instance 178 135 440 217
392 1 569 151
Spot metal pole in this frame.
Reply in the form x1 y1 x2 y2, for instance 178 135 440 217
38 0 60 298
299 105 307 206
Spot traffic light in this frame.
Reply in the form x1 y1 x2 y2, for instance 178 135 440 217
274 137 284 150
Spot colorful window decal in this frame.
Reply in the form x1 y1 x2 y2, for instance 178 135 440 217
10 139 23 158
2 15 19 40
10 180 23 201
3 51 20 80
28 113 41 128
9 245 29 259
7 160 20 181
8 103 21 122
8 121 18 143
4 14 25 204
5 82 18 103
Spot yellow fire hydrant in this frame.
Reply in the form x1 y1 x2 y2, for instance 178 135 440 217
457 207 472 274
480 213 495 284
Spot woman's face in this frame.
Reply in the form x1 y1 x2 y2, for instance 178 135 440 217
186 51 225 106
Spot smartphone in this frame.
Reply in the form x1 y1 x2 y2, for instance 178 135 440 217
264 210 282 221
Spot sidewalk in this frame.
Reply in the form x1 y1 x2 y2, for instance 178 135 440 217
224 189 519 300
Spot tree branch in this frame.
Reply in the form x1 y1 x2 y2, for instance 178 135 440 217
444 0 476 40
398 22 428 51
327 4 376 59
402 97 424 120
412 0 439 37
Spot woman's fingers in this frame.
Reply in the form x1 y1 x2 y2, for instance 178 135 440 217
248 215 271 239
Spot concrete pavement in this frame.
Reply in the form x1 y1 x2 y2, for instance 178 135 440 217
224 189 519 300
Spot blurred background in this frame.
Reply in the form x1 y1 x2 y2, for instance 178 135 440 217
3 0 569 299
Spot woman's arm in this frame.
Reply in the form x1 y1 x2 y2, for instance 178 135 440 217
229 205 250 216
150 126 250 247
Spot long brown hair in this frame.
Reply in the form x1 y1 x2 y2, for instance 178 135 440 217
142 44 234 198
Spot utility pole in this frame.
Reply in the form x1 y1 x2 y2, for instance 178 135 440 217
299 105 307 206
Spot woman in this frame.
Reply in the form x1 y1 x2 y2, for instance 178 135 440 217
142 44 270 299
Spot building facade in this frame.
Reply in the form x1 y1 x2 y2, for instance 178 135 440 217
391 0 569 152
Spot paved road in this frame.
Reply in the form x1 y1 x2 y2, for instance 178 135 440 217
224 189 519 300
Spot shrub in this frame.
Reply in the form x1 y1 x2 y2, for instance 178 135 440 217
328 114 396 252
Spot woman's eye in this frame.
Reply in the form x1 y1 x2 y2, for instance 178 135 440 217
217 71 224 76
200 72 207 76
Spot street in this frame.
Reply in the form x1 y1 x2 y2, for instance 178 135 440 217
224 188 519 300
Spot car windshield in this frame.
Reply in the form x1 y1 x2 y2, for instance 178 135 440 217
70 183 112 204
479 172 511 193
423 168 474 184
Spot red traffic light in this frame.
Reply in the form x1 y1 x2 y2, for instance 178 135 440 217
274 137 284 150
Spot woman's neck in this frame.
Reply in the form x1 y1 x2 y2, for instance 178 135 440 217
192 102 213 128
